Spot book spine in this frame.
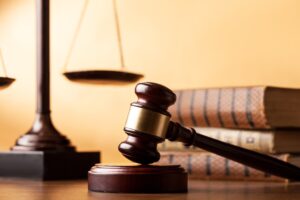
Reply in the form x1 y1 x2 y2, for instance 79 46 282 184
157 152 286 181
169 87 270 129
158 128 274 153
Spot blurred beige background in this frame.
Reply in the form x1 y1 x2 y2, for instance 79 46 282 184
0 0 300 163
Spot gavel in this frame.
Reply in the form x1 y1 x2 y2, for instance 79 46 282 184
119 82 300 181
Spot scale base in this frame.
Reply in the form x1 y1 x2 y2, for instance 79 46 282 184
88 164 188 193
0 151 100 180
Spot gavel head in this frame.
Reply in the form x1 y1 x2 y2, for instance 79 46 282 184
118 82 176 164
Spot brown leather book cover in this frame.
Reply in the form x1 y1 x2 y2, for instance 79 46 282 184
169 86 300 129
158 127 300 153
157 151 294 182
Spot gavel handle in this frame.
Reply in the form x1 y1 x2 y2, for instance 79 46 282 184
167 122 300 181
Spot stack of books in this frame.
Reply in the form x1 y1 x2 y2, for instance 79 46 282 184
156 86 300 181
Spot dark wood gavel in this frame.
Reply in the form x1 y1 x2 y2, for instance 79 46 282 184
119 82 300 181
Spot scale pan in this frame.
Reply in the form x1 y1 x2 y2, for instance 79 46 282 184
0 77 15 89
63 70 143 85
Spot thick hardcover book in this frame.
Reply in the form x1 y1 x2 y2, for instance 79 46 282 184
157 151 300 181
158 127 300 153
169 86 300 129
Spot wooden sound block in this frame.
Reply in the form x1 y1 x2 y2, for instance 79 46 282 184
88 164 188 193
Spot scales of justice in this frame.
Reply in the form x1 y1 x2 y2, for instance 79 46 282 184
0 0 142 180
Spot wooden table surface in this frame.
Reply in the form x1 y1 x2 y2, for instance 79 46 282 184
0 178 300 200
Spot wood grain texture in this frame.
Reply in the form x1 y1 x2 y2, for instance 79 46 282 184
88 164 187 193
0 178 300 200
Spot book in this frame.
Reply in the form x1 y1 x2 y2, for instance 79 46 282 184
157 151 300 181
169 86 300 129
158 127 300 153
